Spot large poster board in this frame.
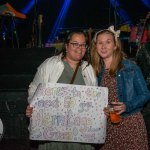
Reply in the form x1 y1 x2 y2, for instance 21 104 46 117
29 83 108 144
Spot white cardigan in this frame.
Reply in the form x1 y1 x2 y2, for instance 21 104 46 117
28 54 97 103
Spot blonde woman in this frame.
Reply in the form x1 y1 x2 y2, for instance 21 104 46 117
91 26 150 150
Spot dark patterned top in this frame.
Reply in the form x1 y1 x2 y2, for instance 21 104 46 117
100 69 148 150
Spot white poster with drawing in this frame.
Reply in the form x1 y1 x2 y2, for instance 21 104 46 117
29 83 108 144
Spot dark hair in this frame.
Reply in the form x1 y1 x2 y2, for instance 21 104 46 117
58 30 90 63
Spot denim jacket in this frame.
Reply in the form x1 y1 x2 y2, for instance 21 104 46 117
98 59 150 117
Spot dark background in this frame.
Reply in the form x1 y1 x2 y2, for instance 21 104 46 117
0 0 150 48
0 1 150 149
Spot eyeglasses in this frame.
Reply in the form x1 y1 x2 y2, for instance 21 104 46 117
69 42 88 49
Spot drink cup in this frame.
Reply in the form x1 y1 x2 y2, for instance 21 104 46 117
109 104 121 124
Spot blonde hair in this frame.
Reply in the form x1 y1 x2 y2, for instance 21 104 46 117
91 30 125 76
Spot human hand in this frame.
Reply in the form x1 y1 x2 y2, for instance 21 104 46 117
103 107 110 118
111 101 126 115
26 105 33 118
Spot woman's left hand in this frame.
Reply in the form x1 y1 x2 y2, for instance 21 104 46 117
111 101 126 115
103 107 110 117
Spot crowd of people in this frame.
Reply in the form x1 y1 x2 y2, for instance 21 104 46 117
26 25 150 150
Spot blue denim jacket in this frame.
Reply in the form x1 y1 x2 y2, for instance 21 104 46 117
98 59 150 117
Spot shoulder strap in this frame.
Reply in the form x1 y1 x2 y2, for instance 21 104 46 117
70 62 81 84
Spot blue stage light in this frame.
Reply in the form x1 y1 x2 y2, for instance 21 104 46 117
21 0 35 14
110 0 132 26
140 0 150 9
47 0 71 43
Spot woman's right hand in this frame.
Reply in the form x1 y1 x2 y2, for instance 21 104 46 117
103 107 110 118
26 105 33 118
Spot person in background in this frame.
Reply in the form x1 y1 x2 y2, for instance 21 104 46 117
136 17 150 148
26 30 97 150
90 25 150 150
136 16 150 90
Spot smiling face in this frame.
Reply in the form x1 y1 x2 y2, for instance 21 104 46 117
65 33 87 62
96 32 117 62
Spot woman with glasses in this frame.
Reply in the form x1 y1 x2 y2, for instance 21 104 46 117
26 30 97 150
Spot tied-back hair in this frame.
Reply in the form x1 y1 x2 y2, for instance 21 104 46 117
91 30 125 76
58 30 90 65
